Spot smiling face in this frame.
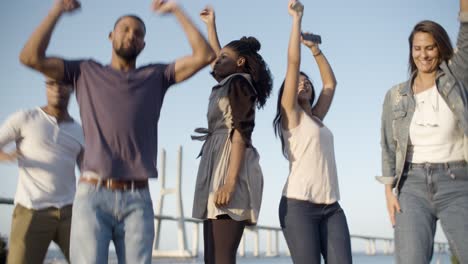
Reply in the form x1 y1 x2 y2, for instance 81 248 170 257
411 32 440 74
110 16 146 62
297 74 313 103
212 47 245 79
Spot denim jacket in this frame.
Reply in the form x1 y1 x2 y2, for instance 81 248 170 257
377 14 468 190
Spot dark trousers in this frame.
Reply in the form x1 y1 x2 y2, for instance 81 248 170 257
279 197 352 264
203 215 246 264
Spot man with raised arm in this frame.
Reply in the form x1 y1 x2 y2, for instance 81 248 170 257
19 0 215 262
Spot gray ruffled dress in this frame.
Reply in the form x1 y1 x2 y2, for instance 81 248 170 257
192 73 263 225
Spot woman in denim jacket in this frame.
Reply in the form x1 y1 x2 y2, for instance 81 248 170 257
378 1 468 263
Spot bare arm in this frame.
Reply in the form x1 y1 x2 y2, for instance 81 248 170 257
304 38 337 120
19 0 80 81
0 150 20 162
214 77 254 207
281 0 303 130
462 0 468 13
200 7 221 69
214 130 246 207
152 0 215 83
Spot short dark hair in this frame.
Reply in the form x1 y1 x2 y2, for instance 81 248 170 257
408 20 453 74
114 14 146 34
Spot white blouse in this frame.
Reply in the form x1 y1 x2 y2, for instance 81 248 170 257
282 111 340 204
407 85 465 163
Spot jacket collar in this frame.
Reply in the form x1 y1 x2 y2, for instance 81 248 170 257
398 63 446 96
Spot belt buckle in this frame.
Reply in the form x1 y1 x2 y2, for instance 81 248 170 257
106 179 112 189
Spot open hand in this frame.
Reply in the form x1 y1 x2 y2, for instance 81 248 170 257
385 190 401 227
200 6 215 25
151 0 178 14
214 183 235 207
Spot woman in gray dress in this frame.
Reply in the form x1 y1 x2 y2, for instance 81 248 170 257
191 7 273 264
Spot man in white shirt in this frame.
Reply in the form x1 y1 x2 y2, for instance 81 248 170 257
0 78 84 264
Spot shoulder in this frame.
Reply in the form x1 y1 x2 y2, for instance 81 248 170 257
226 74 256 95
2 108 37 129
64 58 98 68
224 73 253 84
140 62 174 72
14 108 39 122
385 81 409 103
389 81 408 93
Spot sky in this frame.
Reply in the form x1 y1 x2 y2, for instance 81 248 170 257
0 0 460 253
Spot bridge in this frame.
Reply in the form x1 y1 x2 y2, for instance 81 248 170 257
0 146 450 258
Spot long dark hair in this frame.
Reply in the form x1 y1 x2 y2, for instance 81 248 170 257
408 20 453 74
273 72 315 158
226 37 273 108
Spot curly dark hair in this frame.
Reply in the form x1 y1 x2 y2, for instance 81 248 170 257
225 36 273 108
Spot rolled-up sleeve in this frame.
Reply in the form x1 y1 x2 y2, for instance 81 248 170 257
228 76 256 146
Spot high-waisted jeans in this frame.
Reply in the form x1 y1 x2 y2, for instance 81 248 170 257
279 197 352 264
395 161 468 264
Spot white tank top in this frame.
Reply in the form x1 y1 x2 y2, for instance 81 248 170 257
407 85 465 163
282 110 340 204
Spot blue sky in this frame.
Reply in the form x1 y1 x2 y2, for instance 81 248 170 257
0 0 459 251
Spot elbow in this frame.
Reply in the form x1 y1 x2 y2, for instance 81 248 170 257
324 78 337 90
19 53 32 67
204 47 216 64
19 52 40 69
323 82 337 91
196 49 216 67
193 41 216 65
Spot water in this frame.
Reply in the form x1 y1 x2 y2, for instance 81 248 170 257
139 254 453 264
45 251 453 264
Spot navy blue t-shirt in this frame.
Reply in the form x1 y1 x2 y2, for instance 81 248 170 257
63 60 175 180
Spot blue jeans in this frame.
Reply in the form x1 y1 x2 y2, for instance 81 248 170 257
395 161 468 264
279 197 352 264
70 182 155 264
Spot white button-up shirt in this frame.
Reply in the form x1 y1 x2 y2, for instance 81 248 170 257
0 108 84 209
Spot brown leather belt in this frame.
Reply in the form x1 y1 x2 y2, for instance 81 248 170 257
79 177 148 191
